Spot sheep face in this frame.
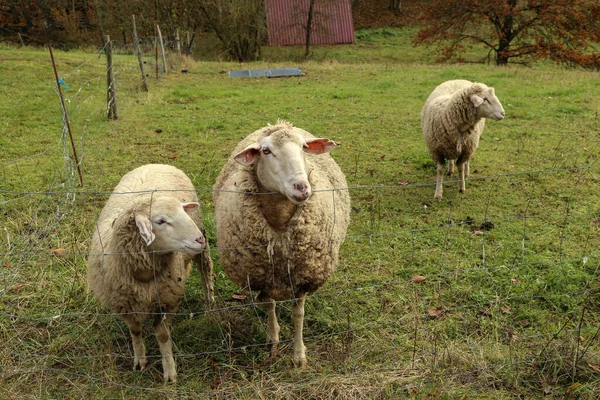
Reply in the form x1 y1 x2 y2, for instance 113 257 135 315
471 87 505 121
134 197 205 255
234 130 336 205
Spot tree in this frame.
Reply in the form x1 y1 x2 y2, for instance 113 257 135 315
304 0 315 57
413 0 600 67
389 0 400 12
198 0 266 62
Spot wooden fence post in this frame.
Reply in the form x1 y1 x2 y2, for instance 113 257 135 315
48 44 84 187
176 28 181 55
105 35 118 120
132 15 148 92
156 24 167 74
154 26 159 79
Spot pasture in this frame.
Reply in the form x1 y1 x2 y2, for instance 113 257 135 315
1 28 600 398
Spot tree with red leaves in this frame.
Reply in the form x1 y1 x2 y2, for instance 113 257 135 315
413 0 600 68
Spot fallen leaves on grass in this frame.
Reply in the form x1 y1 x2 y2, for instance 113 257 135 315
411 275 426 283
427 307 444 319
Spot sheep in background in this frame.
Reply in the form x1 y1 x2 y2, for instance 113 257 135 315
87 164 214 383
421 79 505 199
213 121 350 368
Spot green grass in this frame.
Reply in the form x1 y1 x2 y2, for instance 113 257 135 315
2 28 600 398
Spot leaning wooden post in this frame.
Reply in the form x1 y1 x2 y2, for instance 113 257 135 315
156 24 167 74
132 15 148 92
18 33 25 47
104 35 118 120
48 44 84 187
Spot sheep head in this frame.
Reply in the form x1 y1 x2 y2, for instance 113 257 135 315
234 128 336 205
470 85 505 121
134 196 206 255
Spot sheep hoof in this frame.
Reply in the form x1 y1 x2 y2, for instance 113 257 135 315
434 194 442 200
162 357 177 383
292 356 307 368
269 342 279 358
133 357 147 371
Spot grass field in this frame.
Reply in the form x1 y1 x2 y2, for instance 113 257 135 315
2 28 600 398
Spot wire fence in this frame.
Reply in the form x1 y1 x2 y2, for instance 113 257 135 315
2 41 600 398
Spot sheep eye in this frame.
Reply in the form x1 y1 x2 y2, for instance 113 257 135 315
484 98 490 103
156 218 167 225
262 147 271 155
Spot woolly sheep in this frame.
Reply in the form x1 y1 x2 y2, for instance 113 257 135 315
87 164 214 383
421 79 505 199
213 121 350 367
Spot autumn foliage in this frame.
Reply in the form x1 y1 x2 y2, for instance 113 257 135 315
413 0 600 68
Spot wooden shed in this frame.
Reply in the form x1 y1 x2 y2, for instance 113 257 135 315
265 0 355 46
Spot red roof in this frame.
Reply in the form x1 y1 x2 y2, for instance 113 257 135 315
265 0 354 46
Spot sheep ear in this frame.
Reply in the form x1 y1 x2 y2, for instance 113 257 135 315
303 138 336 155
234 143 261 165
135 215 155 246
470 94 484 108
182 202 199 213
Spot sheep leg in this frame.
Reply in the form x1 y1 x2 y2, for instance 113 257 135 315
291 293 307 368
457 161 466 193
465 160 470 178
434 162 445 200
447 160 454 175
123 316 147 371
155 315 177 383
265 298 280 358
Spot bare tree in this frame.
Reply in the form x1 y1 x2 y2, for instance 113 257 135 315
198 0 266 62
389 0 400 12
304 0 316 57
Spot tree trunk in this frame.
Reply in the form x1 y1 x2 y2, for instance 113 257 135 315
18 0 33 27
305 0 316 58
389 0 400 12
9 0 20 24
496 10 513 66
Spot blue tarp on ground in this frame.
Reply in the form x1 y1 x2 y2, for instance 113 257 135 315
229 67 303 78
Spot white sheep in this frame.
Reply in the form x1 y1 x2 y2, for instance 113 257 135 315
213 121 350 367
87 164 214 383
421 79 505 199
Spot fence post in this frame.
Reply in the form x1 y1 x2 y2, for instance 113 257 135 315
105 35 118 120
132 15 148 92
48 44 84 187
156 24 167 74
154 26 159 79
176 28 181 55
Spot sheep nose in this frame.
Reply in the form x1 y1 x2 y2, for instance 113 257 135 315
196 236 205 246
294 182 312 198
